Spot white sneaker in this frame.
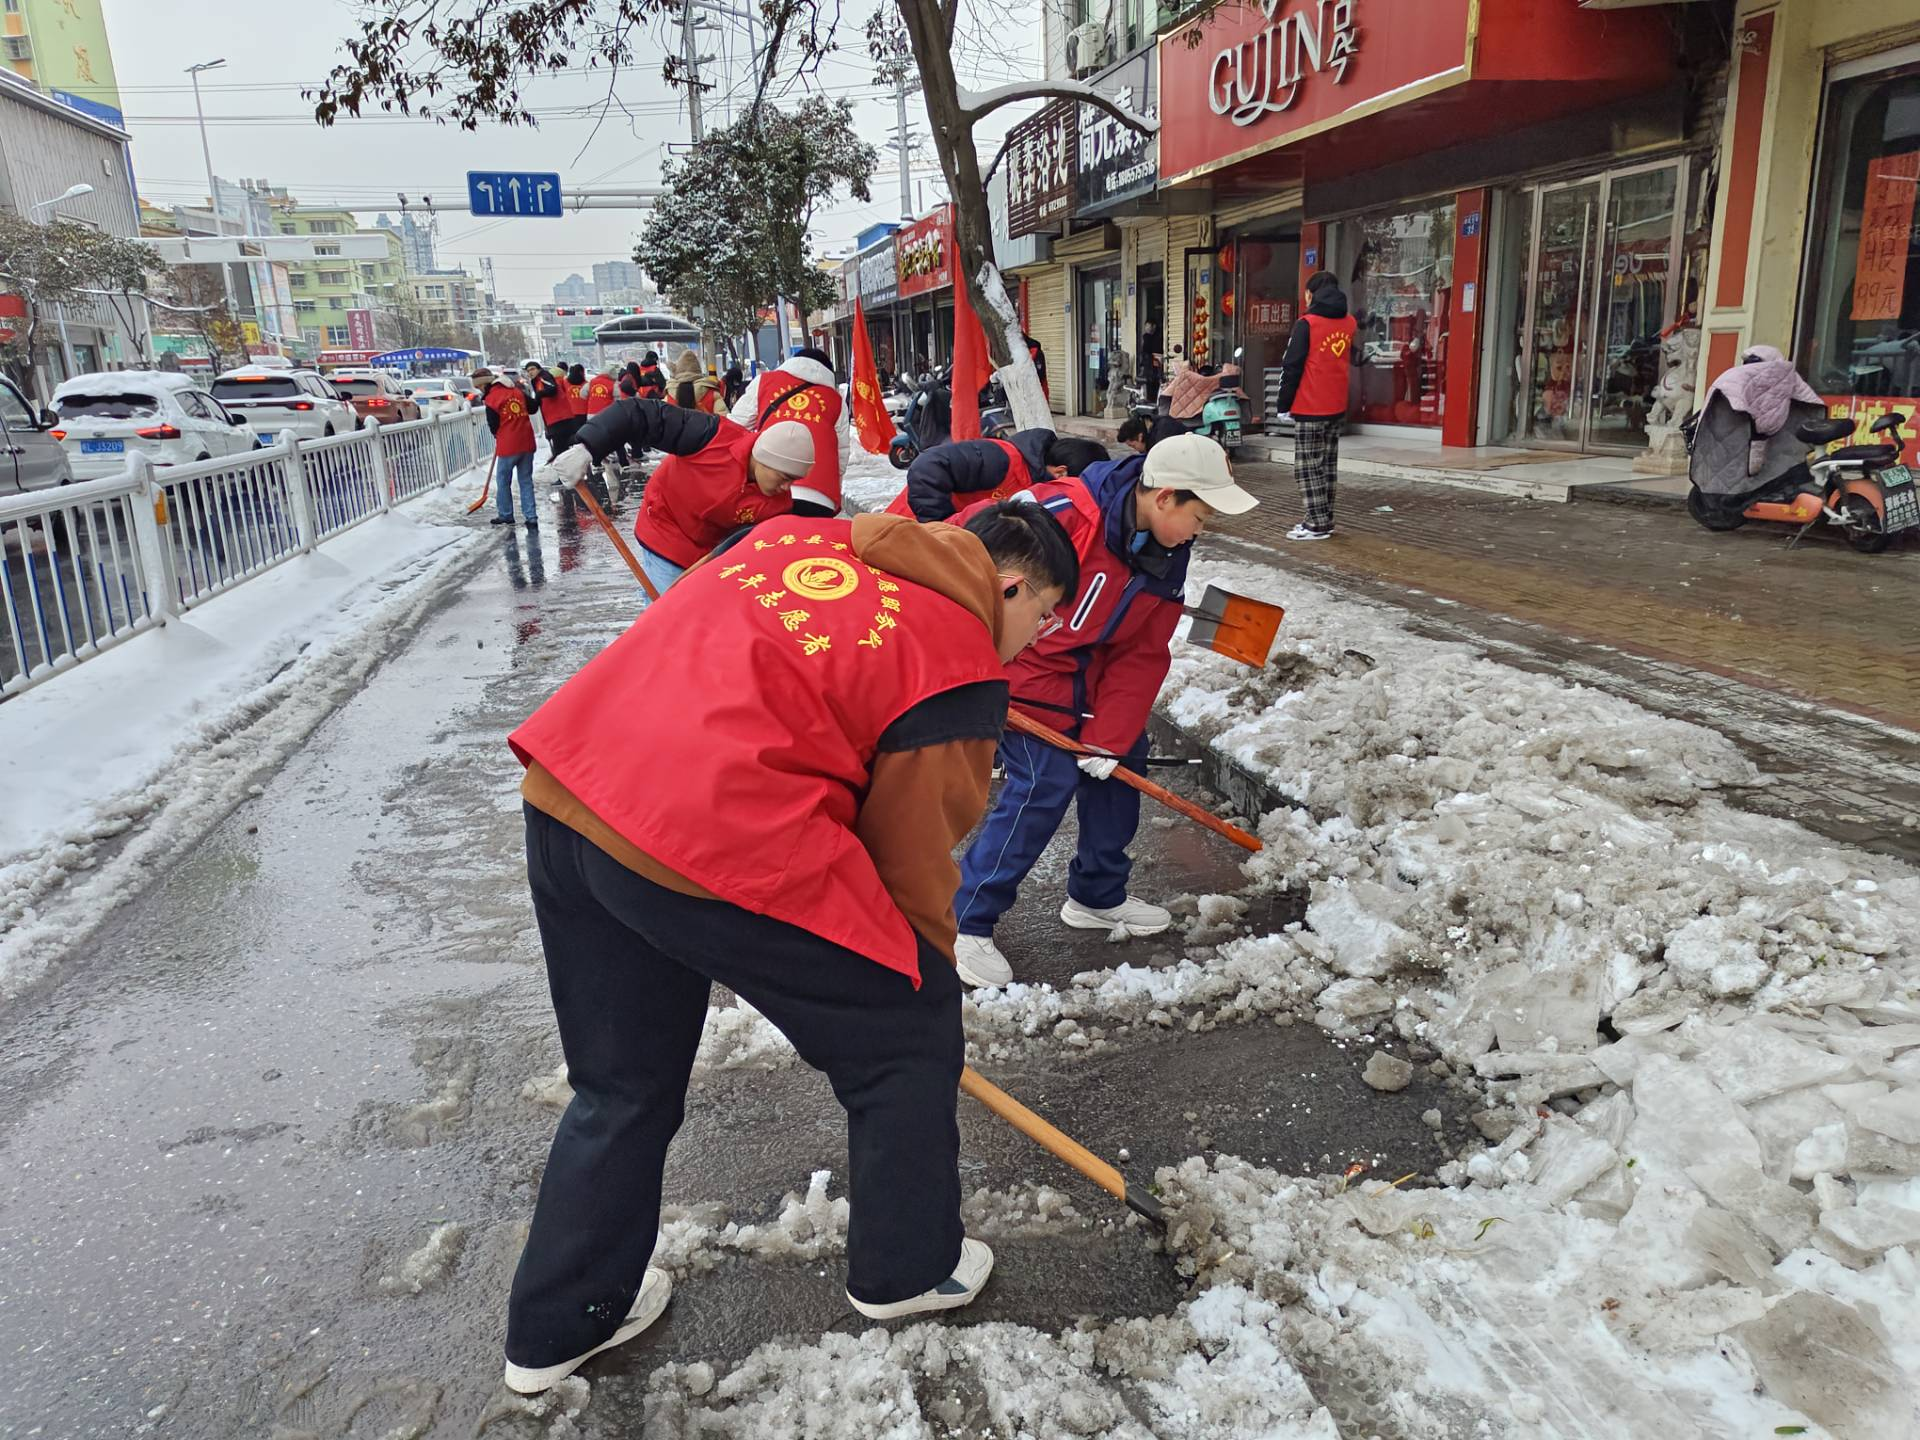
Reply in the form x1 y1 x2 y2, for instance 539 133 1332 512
503 1266 671 1394
1286 523 1333 541
848 1238 995 1320
954 934 1013 988
1060 895 1173 936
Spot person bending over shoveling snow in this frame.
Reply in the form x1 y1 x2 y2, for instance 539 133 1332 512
886 429 1111 522
948 432 1259 989
540 396 814 597
499 502 1079 1394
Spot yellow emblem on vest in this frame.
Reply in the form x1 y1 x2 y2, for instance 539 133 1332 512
783 556 859 602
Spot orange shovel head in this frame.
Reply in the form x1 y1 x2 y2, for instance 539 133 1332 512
1185 584 1284 667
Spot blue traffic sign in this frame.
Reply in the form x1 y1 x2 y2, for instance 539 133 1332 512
466 171 564 218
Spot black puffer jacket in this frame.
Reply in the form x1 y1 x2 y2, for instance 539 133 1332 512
902 427 1055 522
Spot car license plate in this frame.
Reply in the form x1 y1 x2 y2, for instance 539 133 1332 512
257 432 276 444
81 439 125 454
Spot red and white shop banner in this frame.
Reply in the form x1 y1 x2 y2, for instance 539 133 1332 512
896 206 955 299
1158 0 1474 185
1820 394 1920 468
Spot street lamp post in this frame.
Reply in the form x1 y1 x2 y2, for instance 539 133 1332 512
28 183 95 381
186 58 240 326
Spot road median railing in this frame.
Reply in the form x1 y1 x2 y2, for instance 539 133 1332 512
1 407 490 699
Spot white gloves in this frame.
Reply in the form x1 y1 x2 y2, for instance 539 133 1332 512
1078 752 1121 781
538 446 594 490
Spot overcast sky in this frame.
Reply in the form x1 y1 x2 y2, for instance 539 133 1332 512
98 0 1040 310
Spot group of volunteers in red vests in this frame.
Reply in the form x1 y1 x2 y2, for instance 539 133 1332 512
494 343 1260 1397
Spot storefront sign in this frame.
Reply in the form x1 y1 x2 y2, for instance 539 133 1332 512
1819 394 1920 467
896 207 954 298
1006 101 1075 237
858 236 899 307
1075 52 1159 216
1852 153 1920 322
347 308 376 351
1246 299 1294 335
1159 0 1473 184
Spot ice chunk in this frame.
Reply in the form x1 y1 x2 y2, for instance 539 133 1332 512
1853 1086 1920 1145
1819 1201 1920 1259
1590 1031 1691 1087
1625 1054 1760 1179
1472 1050 1607 1097
1685 1161 1817 1256
1491 973 1600 1054
1525 1118 1618 1207
1792 1123 1848 1181
1684 1208 1779 1291
1663 914 1769 997
1610 987 1693 1035
1304 881 1412 978
1845 1117 1920 1177
1735 1291 1919 1438
1569 1161 1637 1221
1315 977 1392 1018
1746 1089 1843 1182
1691 1020 1853 1103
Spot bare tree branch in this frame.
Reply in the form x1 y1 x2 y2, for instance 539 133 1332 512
956 78 1158 133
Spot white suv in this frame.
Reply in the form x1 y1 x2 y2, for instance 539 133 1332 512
210 366 358 445
52 371 259 480
403 376 467 418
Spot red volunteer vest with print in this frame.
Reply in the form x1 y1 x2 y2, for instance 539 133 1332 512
585 374 618 414
485 384 535 455
883 438 1032 518
1292 314 1357 417
509 515 1005 982
536 377 574 428
631 416 793 567
756 372 844 507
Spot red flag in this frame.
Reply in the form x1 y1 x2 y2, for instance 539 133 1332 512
949 270 995 442
848 300 893 455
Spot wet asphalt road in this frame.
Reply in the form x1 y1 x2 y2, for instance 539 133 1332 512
0 499 1467 1437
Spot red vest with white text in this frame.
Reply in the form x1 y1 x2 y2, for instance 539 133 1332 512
509 516 1004 981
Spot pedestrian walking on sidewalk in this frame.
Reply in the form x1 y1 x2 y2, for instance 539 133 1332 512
947 433 1259 989
540 396 815 596
499 502 1078 1394
475 367 539 526
1273 270 1357 540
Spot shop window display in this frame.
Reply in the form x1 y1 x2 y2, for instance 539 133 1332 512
1329 201 1456 428
1798 59 1920 410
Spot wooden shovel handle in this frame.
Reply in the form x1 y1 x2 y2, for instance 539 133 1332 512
959 1066 1124 1200
574 477 660 600
1004 710 1261 853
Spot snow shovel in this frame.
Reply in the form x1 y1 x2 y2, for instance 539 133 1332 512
464 474 492 515
1184 584 1284 669
573 478 661 601
1004 710 1262 854
960 1066 1164 1226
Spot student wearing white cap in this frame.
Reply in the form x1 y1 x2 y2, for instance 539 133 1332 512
946 430 1260 988
540 398 816 596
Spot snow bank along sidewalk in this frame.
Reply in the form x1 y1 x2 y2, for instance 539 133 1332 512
0 474 491 999
622 539 1920 1436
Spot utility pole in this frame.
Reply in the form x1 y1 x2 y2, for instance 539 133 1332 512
893 70 915 221
185 59 240 322
681 0 704 141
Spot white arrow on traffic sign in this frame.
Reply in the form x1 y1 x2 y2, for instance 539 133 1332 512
507 176 523 212
477 179 496 211
536 179 555 213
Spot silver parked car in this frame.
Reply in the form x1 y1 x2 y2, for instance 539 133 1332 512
0 373 72 493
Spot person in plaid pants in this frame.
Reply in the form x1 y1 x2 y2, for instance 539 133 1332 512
1273 271 1358 540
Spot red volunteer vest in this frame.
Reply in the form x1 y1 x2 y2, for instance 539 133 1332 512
535 377 572 428
509 516 1005 981
697 386 722 415
632 417 792 567
568 380 591 418
885 438 1033 517
1292 314 1357 418
485 384 535 455
585 375 618 415
756 371 844 507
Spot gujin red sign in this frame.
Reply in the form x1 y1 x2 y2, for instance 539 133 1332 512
896 206 954 299
1158 0 1473 184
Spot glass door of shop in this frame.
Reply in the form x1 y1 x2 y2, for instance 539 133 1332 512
1508 160 1685 451
1077 264 1123 416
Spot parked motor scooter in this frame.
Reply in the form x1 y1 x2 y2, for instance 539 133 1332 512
888 369 1014 469
1687 410 1919 554
1190 349 1248 454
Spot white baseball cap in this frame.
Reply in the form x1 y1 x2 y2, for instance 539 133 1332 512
1141 432 1260 515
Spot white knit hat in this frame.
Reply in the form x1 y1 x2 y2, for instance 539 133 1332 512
751 420 816 478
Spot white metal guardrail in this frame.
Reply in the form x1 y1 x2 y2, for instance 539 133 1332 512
1 408 490 699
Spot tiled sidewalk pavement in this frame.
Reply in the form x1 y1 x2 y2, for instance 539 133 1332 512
1208 460 1920 864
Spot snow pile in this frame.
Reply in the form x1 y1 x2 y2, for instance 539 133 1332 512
839 441 904 515
377 1221 467 1297
0 504 487 997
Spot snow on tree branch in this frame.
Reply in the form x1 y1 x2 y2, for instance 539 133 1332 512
956 79 1159 134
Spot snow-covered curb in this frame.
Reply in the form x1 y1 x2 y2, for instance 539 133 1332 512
0 474 491 997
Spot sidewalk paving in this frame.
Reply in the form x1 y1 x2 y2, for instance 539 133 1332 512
1209 458 1920 863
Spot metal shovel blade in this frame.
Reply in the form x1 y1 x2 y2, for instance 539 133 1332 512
1184 584 1284 668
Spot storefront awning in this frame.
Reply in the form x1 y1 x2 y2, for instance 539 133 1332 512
1158 0 1682 191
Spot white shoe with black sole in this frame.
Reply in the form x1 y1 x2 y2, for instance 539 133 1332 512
848 1238 995 1320
1060 895 1173 935
502 1266 672 1394
954 934 1013 988
1285 523 1333 541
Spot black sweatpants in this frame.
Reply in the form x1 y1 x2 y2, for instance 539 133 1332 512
505 805 965 1370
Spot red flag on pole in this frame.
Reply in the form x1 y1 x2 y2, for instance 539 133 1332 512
848 300 894 455
949 268 995 442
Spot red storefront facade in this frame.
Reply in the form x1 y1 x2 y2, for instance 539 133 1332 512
1156 0 1715 453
